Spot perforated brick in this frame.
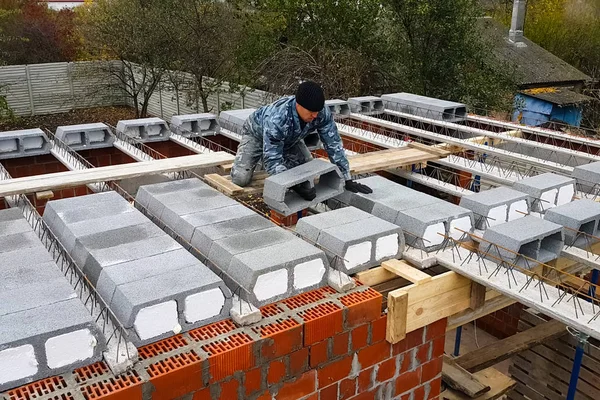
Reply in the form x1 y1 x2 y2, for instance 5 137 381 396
138 335 188 360
6 376 68 400
146 352 202 378
188 320 237 342
80 371 142 400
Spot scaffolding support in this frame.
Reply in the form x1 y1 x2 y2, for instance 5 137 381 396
566 331 589 400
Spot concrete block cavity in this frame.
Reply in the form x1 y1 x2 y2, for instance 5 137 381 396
55 123 115 150
572 161 600 195
218 109 256 133
459 187 529 229
381 92 467 122
263 158 345 216
481 215 564 268
170 113 220 137
42 191 232 346
296 206 404 274
0 128 51 160
116 117 170 142
0 209 105 392
544 199 600 248
513 173 576 212
325 99 351 117
347 96 385 114
137 177 330 306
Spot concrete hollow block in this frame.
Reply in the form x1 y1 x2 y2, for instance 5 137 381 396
263 159 345 216
0 128 51 160
381 92 467 122
481 215 564 268
170 113 220 137
304 132 322 150
218 109 256 133
325 99 351 117
513 173 576 212
55 123 115 150
544 199 600 247
116 117 170 142
347 96 384 114
572 161 600 196
459 187 530 230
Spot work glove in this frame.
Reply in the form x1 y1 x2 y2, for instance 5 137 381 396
292 181 317 201
345 180 373 194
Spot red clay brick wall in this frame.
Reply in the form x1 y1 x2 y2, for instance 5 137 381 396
78 147 136 167
476 303 524 339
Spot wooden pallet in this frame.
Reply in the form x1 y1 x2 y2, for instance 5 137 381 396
441 367 516 400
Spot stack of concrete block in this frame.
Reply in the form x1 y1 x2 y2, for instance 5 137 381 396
482 215 564 268
544 199 600 248
381 93 467 122
136 178 330 306
572 161 600 195
459 187 529 230
43 191 231 346
116 118 170 142
332 175 473 251
0 208 105 391
296 206 404 274
347 96 385 114
325 99 351 117
218 109 256 134
170 113 220 137
54 123 115 150
0 128 51 160
263 159 345 216
512 173 576 212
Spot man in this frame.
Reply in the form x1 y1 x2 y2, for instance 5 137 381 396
230 81 372 200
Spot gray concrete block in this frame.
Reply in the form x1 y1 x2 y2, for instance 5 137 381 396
0 298 105 392
0 261 63 294
0 218 32 237
263 159 345 216
347 96 385 114
0 277 76 317
0 207 23 223
135 178 207 208
228 237 328 305
296 206 372 243
544 199 600 247
209 227 296 270
0 231 43 254
170 113 220 137
459 187 529 229
394 205 454 251
325 99 351 117
0 128 51 160
218 109 255 133
482 215 564 268
55 123 115 150
381 93 467 122
317 217 404 274
116 117 170 142
190 214 273 256
513 173 576 212
572 161 600 195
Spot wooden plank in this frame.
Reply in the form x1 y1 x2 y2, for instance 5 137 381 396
407 141 450 157
386 290 408 343
382 259 431 284
35 190 54 200
454 319 566 373
217 163 233 173
355 266 398 286
406 284 472 332
440 367 516 400
469 282 487 310
204 174 244 196
442 355 490 398
0 153 235 197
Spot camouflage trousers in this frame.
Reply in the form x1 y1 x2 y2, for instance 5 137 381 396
231 127 313 187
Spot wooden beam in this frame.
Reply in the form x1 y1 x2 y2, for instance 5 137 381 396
447 294 515 331
440 367 516 400
205 174 244 196
407 141 450 157
35 190 54 200
469 282 487 310
442 355 491 398
386 290 408 343
454 319 566 373
0 153 235 197
382 259 431 284
355 266 398 286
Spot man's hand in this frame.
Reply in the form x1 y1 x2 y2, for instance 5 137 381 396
345 180 373 194
292 181 317 201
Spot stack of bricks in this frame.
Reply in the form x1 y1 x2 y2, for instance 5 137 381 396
476 303 524 339
1 284 446 400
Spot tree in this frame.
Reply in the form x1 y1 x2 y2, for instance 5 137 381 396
385 0 516 110
78 0 171 117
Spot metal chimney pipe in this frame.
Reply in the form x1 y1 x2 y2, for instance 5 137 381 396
509 0 527 43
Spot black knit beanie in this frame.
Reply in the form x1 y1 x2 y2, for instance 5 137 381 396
295 81 325 112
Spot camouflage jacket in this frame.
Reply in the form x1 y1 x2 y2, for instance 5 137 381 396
246 96 351 180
